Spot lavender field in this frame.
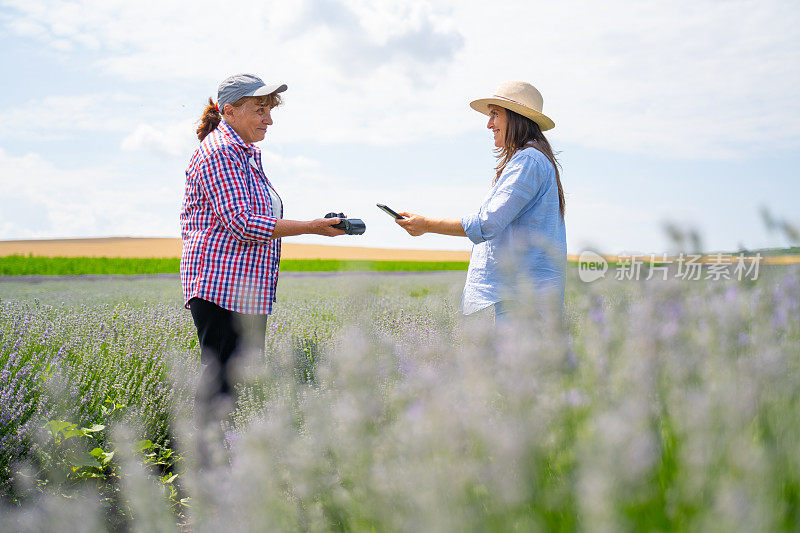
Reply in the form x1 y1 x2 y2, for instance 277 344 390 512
1 267 799 531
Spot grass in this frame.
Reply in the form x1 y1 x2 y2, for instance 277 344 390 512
0 256 181 276
0 255 469 276
280 259 469 272
6 253 789 277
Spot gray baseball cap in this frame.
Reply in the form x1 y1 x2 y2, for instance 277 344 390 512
217 73 287 111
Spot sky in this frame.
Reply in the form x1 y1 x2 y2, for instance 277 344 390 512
0 0 798 255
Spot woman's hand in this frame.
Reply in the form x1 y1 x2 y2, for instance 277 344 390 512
396 212 467 237
395 212 429 236
271 218 345 239
309 217 347 237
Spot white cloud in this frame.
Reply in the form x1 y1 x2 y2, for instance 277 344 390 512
565 194 703 254
259 150 321 174
4 0 798 157
0 93 142 140
121 120 197 158
450 0 800 158
0 148 181 239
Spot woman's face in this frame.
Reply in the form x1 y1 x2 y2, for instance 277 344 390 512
487 104 507 148
224 99 274 144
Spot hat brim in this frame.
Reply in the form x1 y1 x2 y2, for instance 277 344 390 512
250 83 288 97
470 97 555 131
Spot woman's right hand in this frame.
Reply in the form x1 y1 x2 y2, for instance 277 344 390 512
270 218 345 239
395 212 429 236
396 213 467 237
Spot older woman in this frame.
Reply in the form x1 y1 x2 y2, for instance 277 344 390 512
181 73 344 424
397 81 566 322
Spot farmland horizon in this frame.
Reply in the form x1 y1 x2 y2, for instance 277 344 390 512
0 236 472 262
1 236 798 262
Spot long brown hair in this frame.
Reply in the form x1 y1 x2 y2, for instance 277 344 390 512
196 93 283 141
494 107 565 219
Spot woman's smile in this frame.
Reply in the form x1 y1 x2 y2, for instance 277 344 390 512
487 104 507 148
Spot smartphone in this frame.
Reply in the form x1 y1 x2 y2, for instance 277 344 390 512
376 203 406 219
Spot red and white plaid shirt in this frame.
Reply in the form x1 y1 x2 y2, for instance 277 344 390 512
180 120 282 314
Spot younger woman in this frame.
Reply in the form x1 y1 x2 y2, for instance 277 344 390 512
396 81 566 321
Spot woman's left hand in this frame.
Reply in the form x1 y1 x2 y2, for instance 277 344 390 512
395 212 429 236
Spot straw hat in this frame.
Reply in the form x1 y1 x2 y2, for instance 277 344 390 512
470 81 555 131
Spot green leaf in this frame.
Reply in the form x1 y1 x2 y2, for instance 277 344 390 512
88 447 105 458
84 424 105 433
44 420 74 437
89 447 115 465
136 439 153 451
161 473 178 484
61 428 90 440
69 453 102 469
75 471 104 479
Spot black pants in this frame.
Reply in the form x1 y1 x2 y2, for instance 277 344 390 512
189 298 267 422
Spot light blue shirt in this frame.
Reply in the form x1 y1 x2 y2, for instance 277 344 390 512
460 146 567 315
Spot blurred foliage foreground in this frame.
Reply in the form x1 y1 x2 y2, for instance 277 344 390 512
0 267 798 531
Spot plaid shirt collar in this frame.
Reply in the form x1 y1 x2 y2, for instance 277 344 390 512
217 120 258 157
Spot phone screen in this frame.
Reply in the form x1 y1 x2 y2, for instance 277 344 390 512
376 204 405 219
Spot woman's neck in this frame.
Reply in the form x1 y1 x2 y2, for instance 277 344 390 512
223 117 253 144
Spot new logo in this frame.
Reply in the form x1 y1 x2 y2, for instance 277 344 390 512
578 251 608 282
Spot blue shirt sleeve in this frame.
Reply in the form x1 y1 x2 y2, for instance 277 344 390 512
461 151 547 244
